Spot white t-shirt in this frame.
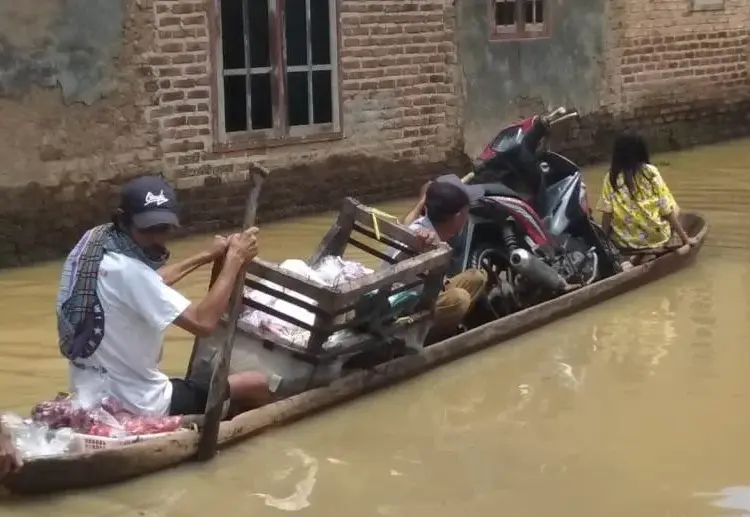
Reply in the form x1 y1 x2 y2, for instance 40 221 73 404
61 252 191 416
387 216 463 276
385 216 435 263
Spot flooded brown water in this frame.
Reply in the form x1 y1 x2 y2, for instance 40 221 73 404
1 139 750 516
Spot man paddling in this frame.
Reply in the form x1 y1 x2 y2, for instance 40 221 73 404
57 175 269 417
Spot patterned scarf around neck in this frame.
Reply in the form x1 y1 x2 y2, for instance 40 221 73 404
57 223 169 361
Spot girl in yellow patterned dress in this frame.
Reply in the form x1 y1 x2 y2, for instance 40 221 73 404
596 131 698 257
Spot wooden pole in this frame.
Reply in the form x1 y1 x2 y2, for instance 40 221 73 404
194 163 269 461
185 258 224 379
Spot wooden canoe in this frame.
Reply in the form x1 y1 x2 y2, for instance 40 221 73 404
1 213 708 496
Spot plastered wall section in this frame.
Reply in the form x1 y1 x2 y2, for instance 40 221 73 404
457 0 750 160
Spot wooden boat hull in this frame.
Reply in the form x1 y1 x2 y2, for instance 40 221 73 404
2 213 708 496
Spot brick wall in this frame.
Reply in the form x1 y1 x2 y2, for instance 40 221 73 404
608 0 749 111
563 0 750 162
0 0 465 267
146 0 463 227
1 0 748 267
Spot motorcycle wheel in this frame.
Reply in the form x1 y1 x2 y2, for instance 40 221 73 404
467 242 509 287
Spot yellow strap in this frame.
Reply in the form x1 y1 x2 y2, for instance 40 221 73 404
368 208 400 241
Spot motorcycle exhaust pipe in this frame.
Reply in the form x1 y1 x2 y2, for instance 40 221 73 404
509 248 568 292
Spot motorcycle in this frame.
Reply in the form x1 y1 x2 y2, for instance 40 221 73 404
454 107 623 318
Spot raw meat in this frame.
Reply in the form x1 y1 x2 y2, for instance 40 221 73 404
31 393 183 437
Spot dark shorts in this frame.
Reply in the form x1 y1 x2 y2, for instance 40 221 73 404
169 378 216 416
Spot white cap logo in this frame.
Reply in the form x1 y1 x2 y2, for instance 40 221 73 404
144 190 169 207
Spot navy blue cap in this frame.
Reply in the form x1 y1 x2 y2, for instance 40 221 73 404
120 175 180 229
436 174 484 203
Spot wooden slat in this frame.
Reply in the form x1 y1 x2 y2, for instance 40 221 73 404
242 297 317 332
348 198 423 249
246 273 420 317
352 223 415 256
244 275 325 315
347 237 393 263
310 198 357 265
246 258 337 309
330 244 452 311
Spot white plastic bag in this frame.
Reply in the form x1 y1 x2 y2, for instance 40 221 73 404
1 413 83 459
241 257 373 348
315 256 372 286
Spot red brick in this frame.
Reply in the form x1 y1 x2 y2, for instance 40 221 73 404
182 14 205 26
160 42 184 53
160 68 185 78
188 115 209 125
170 3 197 14
158 16 180 27
187 89 209 99
163 116 187 128
161 91 185 102
171 54 196 65
173 78 197 89
186 41 207 52
184 65 207 76
163 140 204 153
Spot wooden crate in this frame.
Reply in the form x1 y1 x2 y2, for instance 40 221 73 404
241 197 452 357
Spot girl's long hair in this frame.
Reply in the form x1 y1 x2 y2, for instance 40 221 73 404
609 131 651 195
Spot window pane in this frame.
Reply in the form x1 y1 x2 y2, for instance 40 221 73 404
312 70 332 124
525 0 543 23
248 0 270 68
250 74 273 130
221 0 245 69
494 0 516 26
224 75 247 132
310 0 331 65
525 0 533 23
287 71 309 126
285 0 308 67
535 0 544 23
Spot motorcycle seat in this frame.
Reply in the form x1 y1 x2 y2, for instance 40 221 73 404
481 183 532 202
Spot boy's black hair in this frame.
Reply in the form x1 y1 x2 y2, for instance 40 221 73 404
424 182 470 225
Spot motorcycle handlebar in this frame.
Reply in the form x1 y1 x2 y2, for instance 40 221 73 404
549 112 579 125
542 107 579 126
548 107 567 119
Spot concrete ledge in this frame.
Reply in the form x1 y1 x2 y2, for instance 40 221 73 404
0 149 470 268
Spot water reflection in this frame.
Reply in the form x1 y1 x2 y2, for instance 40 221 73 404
252 448 320 511
698 486 750 516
